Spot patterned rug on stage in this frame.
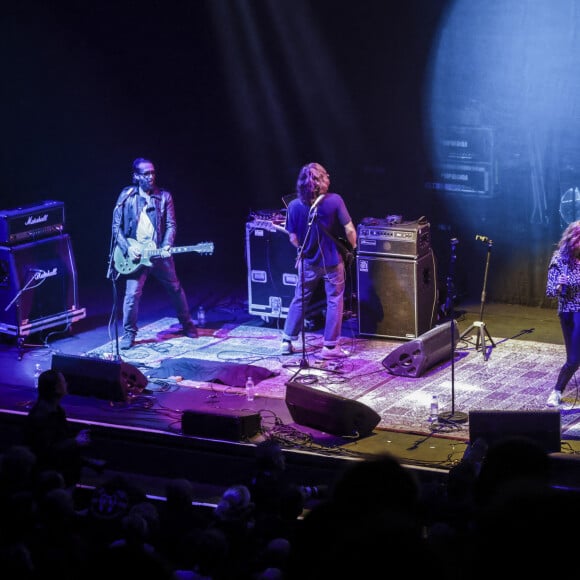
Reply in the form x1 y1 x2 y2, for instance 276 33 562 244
86 317 580 442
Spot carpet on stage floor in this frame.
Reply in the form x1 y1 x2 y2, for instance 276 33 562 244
85 317 580 442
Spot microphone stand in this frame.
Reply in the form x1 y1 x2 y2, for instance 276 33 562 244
5 271 45 361
293 207 318 371
106 201 127 362
284 203 321 380
295 246 310 371
460 236 495 361
437 238 467 424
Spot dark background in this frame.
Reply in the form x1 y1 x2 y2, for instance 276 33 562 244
3 0 576 312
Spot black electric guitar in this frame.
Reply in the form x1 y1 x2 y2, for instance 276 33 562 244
336 236 355 268
114 238 214 275
317 221 355 268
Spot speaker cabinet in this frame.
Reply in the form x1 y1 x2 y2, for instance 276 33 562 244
0 234 85 337
357 250 435 339
285 380 380 438
51 353 148 402
468 409 561 453
181 408 261 441
246 221 325 321
382 320 458 378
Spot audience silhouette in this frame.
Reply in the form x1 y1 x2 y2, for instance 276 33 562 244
2 428 579 579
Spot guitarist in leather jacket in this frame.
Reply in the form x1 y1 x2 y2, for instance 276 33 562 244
111 157 198 349
281 162 357 359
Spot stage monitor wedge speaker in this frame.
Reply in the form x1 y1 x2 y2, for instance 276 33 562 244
285 380 380 438
468 409 561 453
0 234 86 337
357 250 435 339
382 320 458 378
51 353 148 402
181 408 261 441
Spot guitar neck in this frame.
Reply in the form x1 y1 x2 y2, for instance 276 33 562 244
144 244 213 258
144 245 190 257
169 246 194 255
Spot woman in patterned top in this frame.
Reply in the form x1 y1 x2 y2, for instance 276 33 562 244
546 220 580 406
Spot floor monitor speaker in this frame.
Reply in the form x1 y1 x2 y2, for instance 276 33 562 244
468 409 561 453
285 380 380 438
51 353 148 402
382 320 458 378
181 408 261 441
357 250 435 339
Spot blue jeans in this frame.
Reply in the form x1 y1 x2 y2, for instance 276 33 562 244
123 258 191 335
282 262 345 347
555 311 580 392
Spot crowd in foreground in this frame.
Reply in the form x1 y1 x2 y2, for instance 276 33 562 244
1 431 580 580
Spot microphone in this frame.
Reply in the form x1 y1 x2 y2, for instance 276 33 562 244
309 194 325 213
560 263 569 297
475 234 490 243
115 187 136 208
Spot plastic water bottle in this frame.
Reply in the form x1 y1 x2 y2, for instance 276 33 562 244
33 363 42 390
429 395 439 422
245 376 255 402
197 305 206 327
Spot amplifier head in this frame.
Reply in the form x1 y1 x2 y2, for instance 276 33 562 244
357 220 431 258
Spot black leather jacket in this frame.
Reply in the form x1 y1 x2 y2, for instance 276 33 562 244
112 186 177 257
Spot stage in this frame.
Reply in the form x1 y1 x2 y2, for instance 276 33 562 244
2 278 580 500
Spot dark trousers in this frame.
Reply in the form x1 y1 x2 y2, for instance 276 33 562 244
123 257 191 335
555 311 580 393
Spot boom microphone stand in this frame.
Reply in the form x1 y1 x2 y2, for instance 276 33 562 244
295 247 310 370
105 205 125 361
460 235 496 361
289 204 319 371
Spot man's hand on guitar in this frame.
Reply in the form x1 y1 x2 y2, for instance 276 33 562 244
160 245 171 258
128 246 141 262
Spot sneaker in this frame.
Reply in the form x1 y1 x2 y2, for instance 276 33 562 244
281 341 294 355
120 333 135 350
547 390 562 407
320 346 349 359
183 322 198 338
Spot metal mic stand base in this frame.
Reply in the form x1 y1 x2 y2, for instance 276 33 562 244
460 320 495 361
438 410 468 424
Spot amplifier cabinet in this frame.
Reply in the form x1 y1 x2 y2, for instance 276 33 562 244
246 220 325 322
0 234 86 337
357 251 436 339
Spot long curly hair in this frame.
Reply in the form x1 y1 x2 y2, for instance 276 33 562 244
558 220 580 262
295 162 330 205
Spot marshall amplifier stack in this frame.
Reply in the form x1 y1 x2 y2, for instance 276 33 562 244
356 216 437 340
0 200 86 356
